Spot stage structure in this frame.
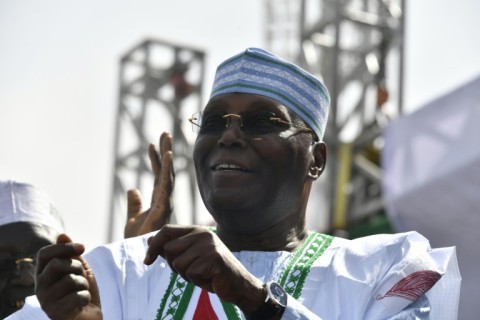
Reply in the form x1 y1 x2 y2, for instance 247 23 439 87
264 0 301 62
265 0 406 236
108 39 205 242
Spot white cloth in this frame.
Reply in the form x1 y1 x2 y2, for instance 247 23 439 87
0 180 64 232
7 231 460 320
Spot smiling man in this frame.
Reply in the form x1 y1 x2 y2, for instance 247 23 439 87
0 180 64 318
8 48 460 319
193 93 322 240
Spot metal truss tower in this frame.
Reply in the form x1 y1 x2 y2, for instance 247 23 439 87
107 39 205 242
265 0 406 236
264 0 302 62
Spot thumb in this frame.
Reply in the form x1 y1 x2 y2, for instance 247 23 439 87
56 233 74 244
127 189 143 219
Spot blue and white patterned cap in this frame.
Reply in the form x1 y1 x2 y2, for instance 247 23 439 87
210 48 330 140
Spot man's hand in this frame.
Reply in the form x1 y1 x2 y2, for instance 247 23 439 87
144 225 266 315
35 234 102 320
124 132 175 238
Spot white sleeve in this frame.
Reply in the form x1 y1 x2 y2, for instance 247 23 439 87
290 231 460 319
280 295 433 320
84 232 160 319
362 235 460 319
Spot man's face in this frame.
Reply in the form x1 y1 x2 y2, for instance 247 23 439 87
193 93 314 234
0 222 58 318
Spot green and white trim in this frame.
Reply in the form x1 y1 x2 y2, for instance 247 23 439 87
155 232 333 320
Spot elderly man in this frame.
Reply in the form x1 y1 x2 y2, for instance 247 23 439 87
0 180 64 318
9 48 460 319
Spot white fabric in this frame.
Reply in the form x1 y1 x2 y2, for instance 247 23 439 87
7 231 460 319
4 295 45 320
0 180 64 232
382 75 479 319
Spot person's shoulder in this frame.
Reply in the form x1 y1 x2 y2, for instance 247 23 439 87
326 231 444 287
339 231 430 250
315 230 428 251
325 231 438 271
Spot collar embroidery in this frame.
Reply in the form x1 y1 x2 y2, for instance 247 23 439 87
155 231 333 319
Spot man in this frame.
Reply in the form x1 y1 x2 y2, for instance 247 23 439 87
0 180 64 318
9 48 461 319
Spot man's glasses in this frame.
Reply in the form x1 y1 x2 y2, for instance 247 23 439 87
0 256 36 277
188 110 312 136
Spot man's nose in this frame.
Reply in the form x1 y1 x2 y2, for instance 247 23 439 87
217 116 247 148
223 114 242 128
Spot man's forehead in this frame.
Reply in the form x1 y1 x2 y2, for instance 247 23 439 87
204 93 289 114
0 221 57 253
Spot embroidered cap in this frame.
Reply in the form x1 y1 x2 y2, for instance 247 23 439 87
0 180 64 233
210 48 330 140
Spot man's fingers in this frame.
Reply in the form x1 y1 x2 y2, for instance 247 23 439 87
37 266 89 303
148 143 161 178
150 132 173 184
57 233 74 244
160 132 173 156
40 285 91 319
36 234 85 274
127 189 143 219
159 151 175 194
144 225 196 265
79 255 101 307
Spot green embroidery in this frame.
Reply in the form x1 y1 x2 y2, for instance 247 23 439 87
221 300 243 320
156 272 178 319
220 232 333 317
279 232 317 289
175 282 195 319
156 231 333 319
156 273 195 319
280 233 333 298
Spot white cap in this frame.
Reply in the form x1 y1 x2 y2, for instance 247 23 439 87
0 180 65 233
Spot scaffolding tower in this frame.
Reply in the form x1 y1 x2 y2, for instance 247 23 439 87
265 0 406 236
107 39 205 242
264 0 302 62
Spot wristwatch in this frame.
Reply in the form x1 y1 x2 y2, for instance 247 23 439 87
249 281 287 319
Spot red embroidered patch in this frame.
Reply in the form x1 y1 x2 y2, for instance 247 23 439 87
376 270 442 301
193 289 219 320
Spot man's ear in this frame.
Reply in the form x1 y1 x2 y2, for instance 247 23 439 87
308 142 327 180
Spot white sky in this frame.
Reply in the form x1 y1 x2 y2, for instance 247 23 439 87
1 0 479 250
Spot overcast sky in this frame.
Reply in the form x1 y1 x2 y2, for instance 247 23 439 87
1 0 479 250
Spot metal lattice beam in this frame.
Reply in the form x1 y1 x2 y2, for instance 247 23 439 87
265 0 405 234
108 39 205 242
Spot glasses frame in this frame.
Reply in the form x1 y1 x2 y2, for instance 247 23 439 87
188 111 313 136
0 256 36 276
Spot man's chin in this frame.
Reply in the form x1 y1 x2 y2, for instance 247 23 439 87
209 185 264 204
207 196 257 213
0 305 21 318
0 295 28 318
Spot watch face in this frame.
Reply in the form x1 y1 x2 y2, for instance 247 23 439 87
270 282 287 306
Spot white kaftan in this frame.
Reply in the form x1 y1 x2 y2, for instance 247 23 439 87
7 231 461 320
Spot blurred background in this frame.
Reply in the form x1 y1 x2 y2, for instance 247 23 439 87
0 1 478 318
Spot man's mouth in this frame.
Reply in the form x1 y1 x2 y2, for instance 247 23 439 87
212 163 251 172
